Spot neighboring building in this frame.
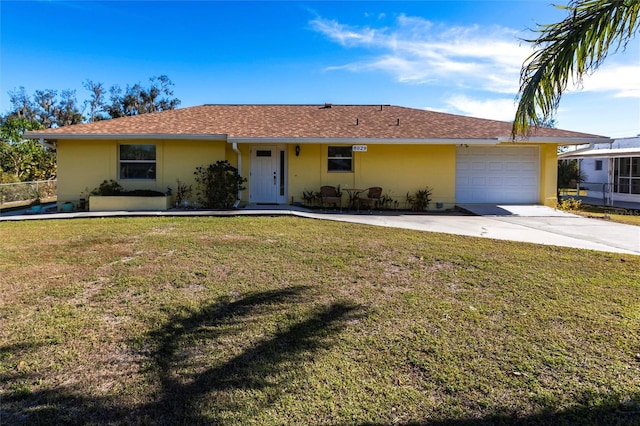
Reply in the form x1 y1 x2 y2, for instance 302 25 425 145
24 104 609 211
559 136 640 206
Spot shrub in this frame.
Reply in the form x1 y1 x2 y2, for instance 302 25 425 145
90 180 123 196
174 179 193 207
89 180 164 197
378 193 399 210
559 197 582 211
406 187 432 211
194 161 246 209
302 190 322 208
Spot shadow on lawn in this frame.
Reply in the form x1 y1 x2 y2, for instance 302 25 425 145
358 393 640 426
140 286 363 424
2 286 364 424
2 287 639 425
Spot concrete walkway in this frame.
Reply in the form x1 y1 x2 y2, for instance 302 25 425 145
2 205 638 256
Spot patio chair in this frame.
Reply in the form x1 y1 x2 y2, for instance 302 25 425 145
358 187 382 212
320 185 342 211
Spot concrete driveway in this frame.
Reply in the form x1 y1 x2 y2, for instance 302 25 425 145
2 204 638 255
299 205 640 256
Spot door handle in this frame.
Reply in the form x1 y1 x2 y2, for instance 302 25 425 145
273 173 276 185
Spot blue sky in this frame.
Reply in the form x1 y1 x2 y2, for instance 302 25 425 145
1 0 638 137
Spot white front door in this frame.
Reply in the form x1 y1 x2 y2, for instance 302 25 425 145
250 146 287 204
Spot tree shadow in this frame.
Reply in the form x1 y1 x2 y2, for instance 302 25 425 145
141 286 363 424
3 286 638 425
2 286 364 424
357 390 640 426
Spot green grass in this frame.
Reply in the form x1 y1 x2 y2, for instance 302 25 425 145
576 204 640 226
1 217 639 425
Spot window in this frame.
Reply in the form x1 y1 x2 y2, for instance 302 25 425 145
594 160 603 171
614 157 640 194
328 146 353 172
120 144 156 180
280 150 285 196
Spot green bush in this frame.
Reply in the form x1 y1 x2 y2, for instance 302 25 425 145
90 180 124 196
88 180 165 197
194 161 246 209
406 187 433 211
558 197 582 211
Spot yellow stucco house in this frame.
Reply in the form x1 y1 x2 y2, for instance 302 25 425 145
25 104 609 211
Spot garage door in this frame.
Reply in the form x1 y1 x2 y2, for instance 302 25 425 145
456 146 539 204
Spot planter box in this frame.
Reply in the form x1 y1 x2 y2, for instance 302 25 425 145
89 195 171 212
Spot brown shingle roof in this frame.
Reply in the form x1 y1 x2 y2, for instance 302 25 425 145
25 104 606 140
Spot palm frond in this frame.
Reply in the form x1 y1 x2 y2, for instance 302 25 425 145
512 0 640 139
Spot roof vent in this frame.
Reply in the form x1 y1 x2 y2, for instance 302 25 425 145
324 103 332 109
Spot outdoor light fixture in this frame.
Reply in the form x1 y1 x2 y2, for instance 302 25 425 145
295 144 300 156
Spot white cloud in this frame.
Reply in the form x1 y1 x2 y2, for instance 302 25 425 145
310 12 638 135
577 64 640 98
441 95 517 121
309 18 378 47
311 13 640 101
310 14 530 93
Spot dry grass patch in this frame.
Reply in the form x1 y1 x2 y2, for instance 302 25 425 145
1 217 639 425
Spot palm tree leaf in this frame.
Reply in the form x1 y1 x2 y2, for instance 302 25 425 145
512 0 640 139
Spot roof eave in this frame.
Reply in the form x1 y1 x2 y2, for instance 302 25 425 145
497 136 611 144
559 148 640 159
228 137 501 145
22 132 229 141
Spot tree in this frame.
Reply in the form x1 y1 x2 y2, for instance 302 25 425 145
8 87 36 122
2 75 181 180
513 0 640 137
534 115 557 129
0 117 56 181
106 85 126 119
83 80 107 122
33 89 58 128
557 159 587 189
6 88 83 128
105 75 181 118
55 90 84 126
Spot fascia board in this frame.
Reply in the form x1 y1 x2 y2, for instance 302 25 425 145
22 133 228 141
559 148 640 159
498 136 612 144
227 137 500 145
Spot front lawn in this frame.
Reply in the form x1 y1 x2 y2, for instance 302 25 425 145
1 217 638 425
576 204 640 226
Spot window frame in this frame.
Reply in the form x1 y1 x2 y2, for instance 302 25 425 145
119 144 157 180
594 160 603 171
327 146 353 172
613 156 640 195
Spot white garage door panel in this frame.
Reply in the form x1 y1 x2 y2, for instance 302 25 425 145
456 146 539 204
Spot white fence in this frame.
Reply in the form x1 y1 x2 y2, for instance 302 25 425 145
0 180 57 205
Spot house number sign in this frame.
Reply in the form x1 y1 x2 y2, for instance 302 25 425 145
352 145 368 152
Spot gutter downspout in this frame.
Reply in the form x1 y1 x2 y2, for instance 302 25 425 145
232 142 242 208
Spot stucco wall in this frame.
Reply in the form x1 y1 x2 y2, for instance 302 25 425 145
56 139 227 208
538 143 560 206
57 139 558 210
56 140 115 206
287 143 456 209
